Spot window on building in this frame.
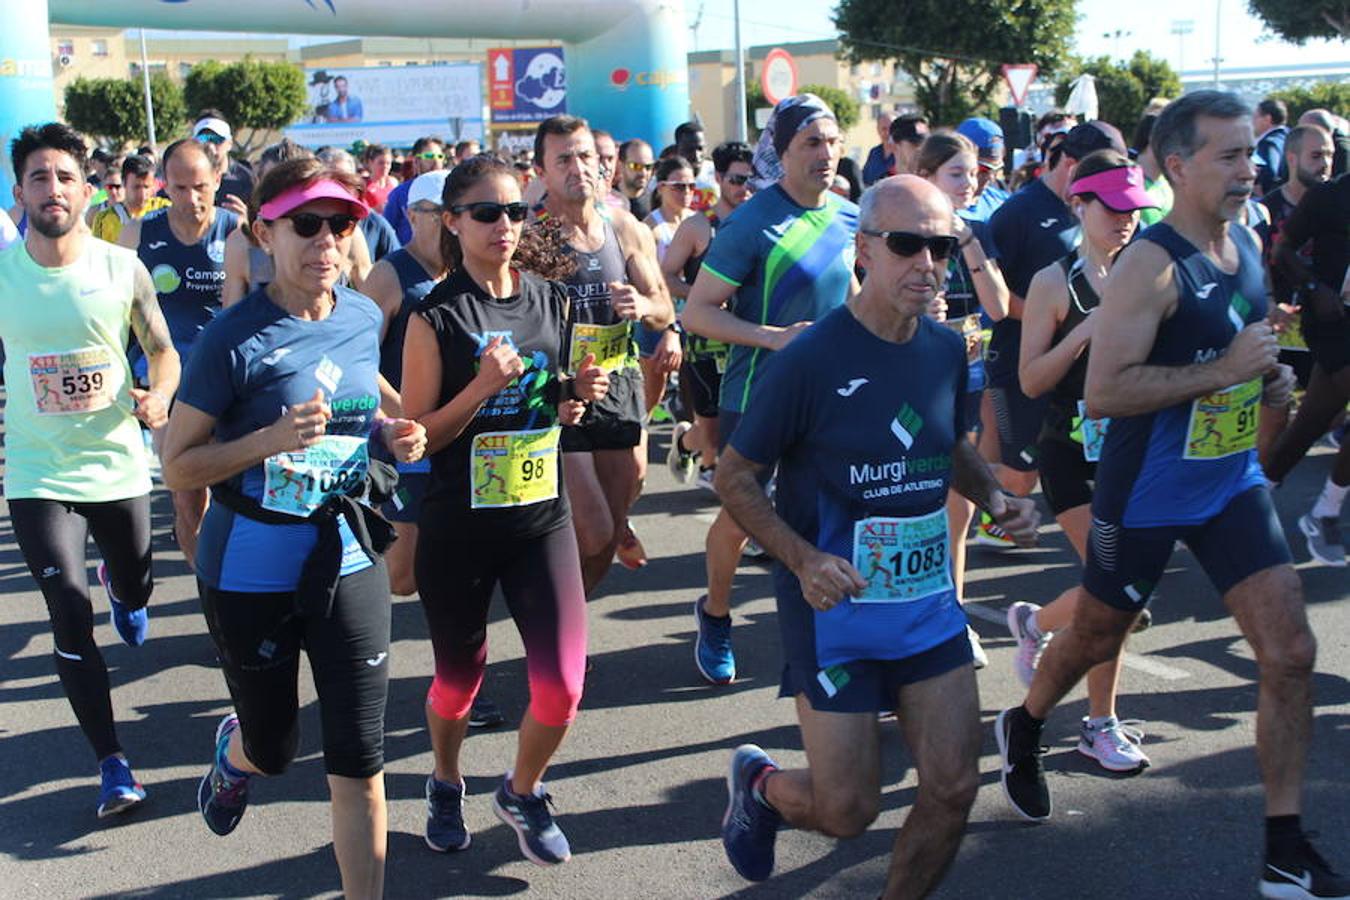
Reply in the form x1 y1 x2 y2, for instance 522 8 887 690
91 39 108 57
56 40 74 57
871 62 882 77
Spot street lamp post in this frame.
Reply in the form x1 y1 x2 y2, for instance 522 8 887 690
1170 19 1194 76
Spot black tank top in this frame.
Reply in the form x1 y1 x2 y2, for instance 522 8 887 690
1043 251 1101 441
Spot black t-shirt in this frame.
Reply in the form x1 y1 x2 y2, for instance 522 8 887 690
218 159 256 207
417 268 571 539
628 192 652 220
1280 173 1350 295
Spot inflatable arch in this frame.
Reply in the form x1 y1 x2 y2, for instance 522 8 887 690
2 0 689 196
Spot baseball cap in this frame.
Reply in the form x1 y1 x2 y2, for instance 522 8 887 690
956 117 1006 168
193 116 232 141
1069 164 1157 212
259 178 370 221
1058 121 1126 162
408 170 450 209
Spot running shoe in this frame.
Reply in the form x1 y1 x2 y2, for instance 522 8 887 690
1299 513 1347 567
468 695 505 729
198 713 250 837
1133 606 1154 632
667 421 698 484
971 513 1017 550
1262 833 1350 899
742 537 771 560
99 561 148 647
966 624 988 670
1077 716 1150 772
995 707 1050 821
492 774 571 866
649 404 673 425
425 775 470 852
694 595 735 684
722 744 781 882
96 755 146 819
1006 601 1050 687
696 467 717 492
615 520 649 570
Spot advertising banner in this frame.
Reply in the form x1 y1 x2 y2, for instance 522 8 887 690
488 46 567 125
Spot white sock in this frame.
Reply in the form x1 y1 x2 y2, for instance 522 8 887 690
1311 478 1349 519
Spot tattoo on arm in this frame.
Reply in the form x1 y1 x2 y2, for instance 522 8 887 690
130 262 174 358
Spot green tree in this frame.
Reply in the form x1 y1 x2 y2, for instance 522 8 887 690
1054 51 1182 133
1248 0 1349 43
834 0 1078 125
743 81 861 139
64 73 185 150
1267 82 1350 121
185 57 307 155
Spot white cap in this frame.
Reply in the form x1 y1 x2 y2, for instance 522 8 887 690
408 170 450 208
193 116 232 140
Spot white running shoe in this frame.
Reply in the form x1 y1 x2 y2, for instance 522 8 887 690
1006 601 1050 687
667 421 698 485
1077 716 1150 772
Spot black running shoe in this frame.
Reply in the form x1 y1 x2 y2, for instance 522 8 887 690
1262 834 1350 899
469 696 505 729
996 707 1050 821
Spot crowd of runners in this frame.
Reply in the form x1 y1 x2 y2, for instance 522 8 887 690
1 86 1348 899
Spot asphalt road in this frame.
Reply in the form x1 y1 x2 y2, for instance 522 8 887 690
0 419 1347 900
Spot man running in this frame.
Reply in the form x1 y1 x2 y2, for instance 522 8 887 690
0 122 180 817
717 175 1038 897
385 136 448 244
91 154 170 243
617 139 656 219
119 138 239 568
193 111 253 217
995 91 1349 900
682 94 860 684
534 115 673 593
661 141 755 485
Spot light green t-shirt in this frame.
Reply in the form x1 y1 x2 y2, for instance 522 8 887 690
1139 176 1173 227
0 238 152 502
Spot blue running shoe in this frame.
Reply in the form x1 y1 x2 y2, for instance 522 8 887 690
96 756 146 819
425 775 471 852
99 561 147 647
198 714 250 836
722 744 781 881
694 595 735 685
492 773 571 866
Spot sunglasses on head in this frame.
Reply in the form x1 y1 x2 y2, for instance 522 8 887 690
451 201 528 224
861 229 959 260
625 161 656 172
416 151 446 161
280 212 358 239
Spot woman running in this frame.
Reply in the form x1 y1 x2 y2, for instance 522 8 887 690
914 131 1010 667
401 155 608 866
162 157 427 900
1013 148 1157 772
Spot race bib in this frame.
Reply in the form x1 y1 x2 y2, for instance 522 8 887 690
470 426 560 509
850 509 953 604
1183 378 1261 460
262 435 369 518
1074 400 1110 463
568 322 630 373
28 347 119 415
945 314 985 363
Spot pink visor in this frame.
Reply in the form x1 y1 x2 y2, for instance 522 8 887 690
259 179 370 221
1069 165 1157 212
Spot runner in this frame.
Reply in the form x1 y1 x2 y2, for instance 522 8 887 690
592 129 629 214
887 113 930 176
91 154 171 243
638 156 695 415
318 147 401 263
914 131 1011 666
1253 98 1290 197
994 92 1349 900
661 141 755 486
83 156 123 226
0 122 180 818
161 157 426 900
617 139 655 219
399 154 609 865
682 94 860 684
955 117 1011 219
193 111 254 218
1012 149 1158 772
982 122 1127 547
361 143 399 213
861 111 894 186
675 121 717 211
1131 114 1174 227
117 139 238 567
1264 165 1350 567
385 137 448 244
716 175 1039 896
533 115 674 591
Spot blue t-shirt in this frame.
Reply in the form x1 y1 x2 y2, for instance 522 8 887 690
179 285 385 592
731 306 970 667
1093 223 1269 528
360 210 401 263
966 184 1010 222
383 180 414 245
700 184 858 413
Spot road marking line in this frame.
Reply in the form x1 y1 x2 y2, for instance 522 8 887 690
963 603 1190 681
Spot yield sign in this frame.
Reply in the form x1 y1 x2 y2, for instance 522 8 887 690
1002 64 1038 107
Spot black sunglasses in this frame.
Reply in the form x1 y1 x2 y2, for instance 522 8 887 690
723 173 751 186
281 212 358 239
451 201 528 224
861 229 958 260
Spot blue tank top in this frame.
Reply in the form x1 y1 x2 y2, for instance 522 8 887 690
137 209 239 361
379 248 438 391
1093 222 1269 528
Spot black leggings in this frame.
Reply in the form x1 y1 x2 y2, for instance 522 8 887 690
197 561 391 779
10 495 153 761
